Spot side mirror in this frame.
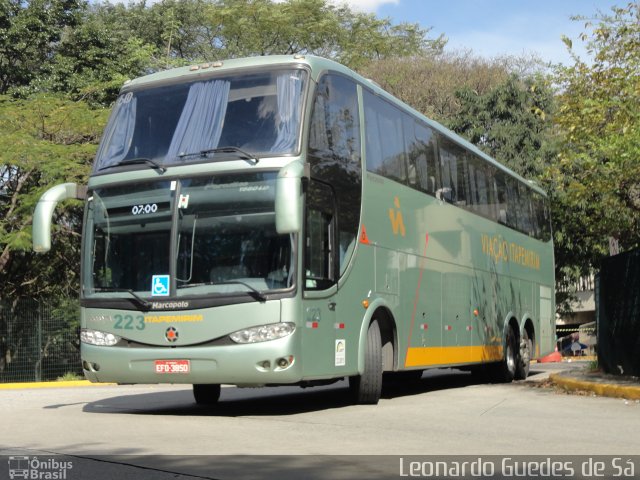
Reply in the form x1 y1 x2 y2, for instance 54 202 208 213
33 183 86 253
275 160 309 234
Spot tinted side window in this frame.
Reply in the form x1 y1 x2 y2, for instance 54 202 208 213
408 120 438 195
308 74 362 276
305 181 336 290
309 76 360 161
532 192 552 242
505 175 519 230
437 135 468 205
516 182 533 235
364 90 407 183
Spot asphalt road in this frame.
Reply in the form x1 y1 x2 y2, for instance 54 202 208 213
2 363 639 479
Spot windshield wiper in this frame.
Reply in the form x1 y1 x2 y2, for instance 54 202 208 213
91 287 153 310
178 146 259 164
99 158 167 173
177 280 267 302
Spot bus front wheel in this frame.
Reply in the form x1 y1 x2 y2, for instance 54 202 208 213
193 384 221 405
349 319 383 404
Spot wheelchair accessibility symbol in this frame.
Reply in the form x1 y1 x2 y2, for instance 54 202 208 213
151 275 170 296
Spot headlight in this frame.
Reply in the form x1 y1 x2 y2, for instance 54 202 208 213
229 322 295 344
80 328 121 346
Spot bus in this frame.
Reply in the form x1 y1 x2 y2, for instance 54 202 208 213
32 55 555 405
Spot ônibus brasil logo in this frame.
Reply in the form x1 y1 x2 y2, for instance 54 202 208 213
8 456 73 479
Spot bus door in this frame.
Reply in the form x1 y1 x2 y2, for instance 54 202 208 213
301 180 339 377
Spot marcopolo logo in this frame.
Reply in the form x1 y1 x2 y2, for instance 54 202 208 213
8 456 73 479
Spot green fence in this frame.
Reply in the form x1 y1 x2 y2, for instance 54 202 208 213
596 248 640 377
0 299 81 383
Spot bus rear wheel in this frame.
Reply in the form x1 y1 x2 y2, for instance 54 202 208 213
515 329 532 380
349 319 383 404
488 324 517 383
193 384 221 405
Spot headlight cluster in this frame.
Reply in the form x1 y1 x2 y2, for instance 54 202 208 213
229 322 295 344
80 328 121 346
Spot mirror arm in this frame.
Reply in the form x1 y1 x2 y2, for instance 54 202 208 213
32 183 86 253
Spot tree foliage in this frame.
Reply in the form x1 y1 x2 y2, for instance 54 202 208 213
92 0 441 71
449 74 557 179
359 52 512 122
550 2 640 281
0 0 84 94
0 0 437 308
0 94 108 301
1 0 637 318
361 53 557 179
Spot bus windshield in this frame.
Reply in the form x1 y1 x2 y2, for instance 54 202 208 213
82 172 294 301
93 68 307 173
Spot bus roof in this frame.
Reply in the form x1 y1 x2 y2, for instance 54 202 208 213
122 54 547 197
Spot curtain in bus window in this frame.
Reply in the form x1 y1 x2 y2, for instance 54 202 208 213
98 94 137 168
271 71 305 152
166 80 231 160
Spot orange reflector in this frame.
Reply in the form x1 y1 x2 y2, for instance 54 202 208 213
362 299 369 309
473 309 479 316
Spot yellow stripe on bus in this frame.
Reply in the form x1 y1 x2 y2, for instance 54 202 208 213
405 345 503 368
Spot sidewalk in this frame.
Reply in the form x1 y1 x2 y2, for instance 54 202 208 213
548 368 640 400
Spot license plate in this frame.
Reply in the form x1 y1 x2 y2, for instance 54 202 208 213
154 360 190 374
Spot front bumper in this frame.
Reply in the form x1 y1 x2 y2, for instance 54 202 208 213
81 332 301 385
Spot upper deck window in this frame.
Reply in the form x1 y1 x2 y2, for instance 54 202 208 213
93 68 307 173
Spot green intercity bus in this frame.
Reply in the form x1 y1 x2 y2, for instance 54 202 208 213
33 55 555 405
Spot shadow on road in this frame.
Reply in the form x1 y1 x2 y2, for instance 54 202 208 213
79 368 531 417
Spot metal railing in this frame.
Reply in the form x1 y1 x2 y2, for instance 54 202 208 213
0 299 81 383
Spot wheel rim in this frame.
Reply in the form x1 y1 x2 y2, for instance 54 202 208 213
506 328 517 375
506 342 516 373
523 337 532 365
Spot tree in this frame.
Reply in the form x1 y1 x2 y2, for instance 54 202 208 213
449 74 557 179
0 0 84 94
363 52 568 306
93 0 442 70
40 11 156 104
0 0 440 306
551 2 640 278
0 94 108 302
358 51 544 124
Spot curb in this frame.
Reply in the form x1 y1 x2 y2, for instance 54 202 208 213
549 372 640 400
0 380 114 390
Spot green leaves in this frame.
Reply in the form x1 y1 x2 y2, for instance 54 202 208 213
554 2 640 269
0 0 85 94
0 0 434 304
0 94 107 300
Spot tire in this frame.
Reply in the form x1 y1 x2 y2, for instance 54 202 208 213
515 329 532 380
193 384 221 405
488 324 517 383
349 319 383 404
